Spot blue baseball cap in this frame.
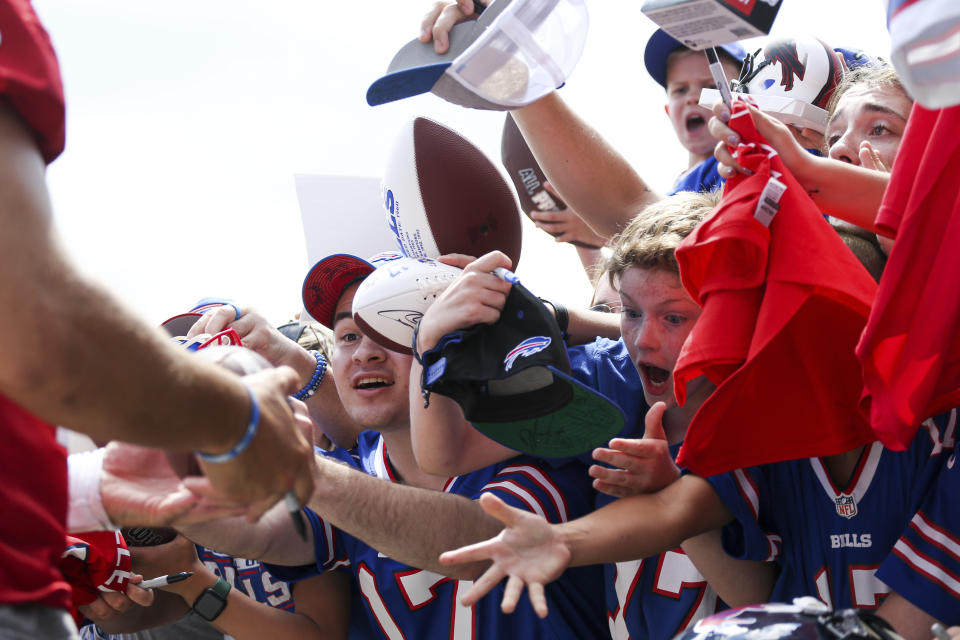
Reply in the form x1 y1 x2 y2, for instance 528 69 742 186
834 46 883 70
643 28 747 88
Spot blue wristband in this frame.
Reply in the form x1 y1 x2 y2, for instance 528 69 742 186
292 351 326 401
197 384 260 464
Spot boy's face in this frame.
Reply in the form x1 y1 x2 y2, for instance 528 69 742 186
664 50 740 157
331 283 413 431
618 266 702 409
825 84 911 169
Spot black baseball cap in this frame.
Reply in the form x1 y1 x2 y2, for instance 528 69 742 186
419 279 625 457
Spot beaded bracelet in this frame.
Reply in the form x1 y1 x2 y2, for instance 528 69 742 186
197 383 260 464
292 350 327 401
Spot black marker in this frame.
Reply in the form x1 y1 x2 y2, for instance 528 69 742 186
705 47 734 109
140 571 193 589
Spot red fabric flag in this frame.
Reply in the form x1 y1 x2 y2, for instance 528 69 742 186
857 104 960 450
674 101 877 477
60 530 132 624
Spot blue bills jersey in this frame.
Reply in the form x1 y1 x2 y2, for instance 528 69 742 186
269 431 606 640
81 547 295 640
877 410 960 625
707 410 956 610
197 547 294 612
599 446 724 640
569 338 723 638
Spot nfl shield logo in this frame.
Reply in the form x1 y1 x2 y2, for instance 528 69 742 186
835 494 857 519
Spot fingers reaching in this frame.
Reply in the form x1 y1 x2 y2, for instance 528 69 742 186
527 582 549 618
458 563 505 607
644 401 667 440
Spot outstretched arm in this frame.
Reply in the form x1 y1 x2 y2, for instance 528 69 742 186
511 93 663 238
0 104 315 519
307 454 504 580
177 499 315 567
419 3 661 238
440 474 731 616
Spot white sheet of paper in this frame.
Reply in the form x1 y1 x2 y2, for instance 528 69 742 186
294 174 398 323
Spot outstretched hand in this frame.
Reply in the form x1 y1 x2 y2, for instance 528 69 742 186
590 402 680 498
101 443 245 528
439 493 570 618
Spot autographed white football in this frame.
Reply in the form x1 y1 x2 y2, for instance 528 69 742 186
381 117 523 268
353 257 462 354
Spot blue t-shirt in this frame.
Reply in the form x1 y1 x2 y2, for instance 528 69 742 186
707 411 954 610
568 338 723 638
268 431 606 639
876 409 960 625
668 156 724 196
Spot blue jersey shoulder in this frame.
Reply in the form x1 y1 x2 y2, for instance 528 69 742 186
668 156 724 196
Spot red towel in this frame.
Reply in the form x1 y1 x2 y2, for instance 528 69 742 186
857 104 960 450
60 530 132 624
674 101 877 477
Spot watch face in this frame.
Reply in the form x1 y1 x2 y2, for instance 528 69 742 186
193 590 227 621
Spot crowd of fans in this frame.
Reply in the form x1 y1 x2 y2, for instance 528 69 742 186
1 0 959 639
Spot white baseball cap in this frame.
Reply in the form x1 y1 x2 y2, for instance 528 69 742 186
366 0 588 110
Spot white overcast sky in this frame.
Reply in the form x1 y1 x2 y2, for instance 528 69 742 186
33 0 892 328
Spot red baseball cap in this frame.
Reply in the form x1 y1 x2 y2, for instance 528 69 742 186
302 252 403 329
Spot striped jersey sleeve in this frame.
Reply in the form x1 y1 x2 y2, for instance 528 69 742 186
877 438 960 625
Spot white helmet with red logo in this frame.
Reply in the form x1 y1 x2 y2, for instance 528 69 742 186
734 36 844 109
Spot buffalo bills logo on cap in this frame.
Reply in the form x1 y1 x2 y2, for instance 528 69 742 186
503 336 551 372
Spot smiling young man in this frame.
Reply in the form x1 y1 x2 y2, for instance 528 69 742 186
180 252 607 639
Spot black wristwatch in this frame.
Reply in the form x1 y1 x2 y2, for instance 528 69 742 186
192 577 231 622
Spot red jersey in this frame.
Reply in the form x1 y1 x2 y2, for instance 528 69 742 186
857 103 960 449
673 100 877 477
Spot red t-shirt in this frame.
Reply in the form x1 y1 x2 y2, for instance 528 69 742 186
673 101 877 477
0 0 70 609
0 394 71 608
857 103 960 449
0 0 65 163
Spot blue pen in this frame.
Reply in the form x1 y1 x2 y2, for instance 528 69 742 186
492 267 520 285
